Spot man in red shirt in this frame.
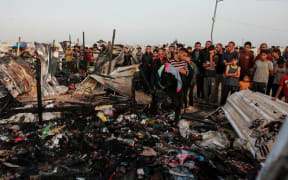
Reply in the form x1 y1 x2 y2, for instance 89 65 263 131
87 48 93 66
239 41 254 80
273 64 288 103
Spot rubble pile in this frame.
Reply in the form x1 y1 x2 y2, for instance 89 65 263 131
249 116 285 160
223 90 288 161
0 41 287 179
0 104 260 179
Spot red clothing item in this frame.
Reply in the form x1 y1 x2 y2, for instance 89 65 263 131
87 52 92 62
255 54 273 63
239 50 254 76
280 74 288 102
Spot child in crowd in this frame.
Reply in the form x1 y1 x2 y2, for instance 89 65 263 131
220 55 241 105
272 59 286 97
252 50 274 94
273 64 288 103
239 75 252 91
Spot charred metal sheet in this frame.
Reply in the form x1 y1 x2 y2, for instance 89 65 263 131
222 89 288 161
76 64 152 104
257 116 288 180
0 58 35 97
0 43 67 101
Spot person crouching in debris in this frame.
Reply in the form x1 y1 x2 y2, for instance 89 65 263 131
273 63 288 103
220 54 241 105
158 62 183 123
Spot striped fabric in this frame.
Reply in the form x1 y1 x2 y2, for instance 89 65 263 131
169 59 189 75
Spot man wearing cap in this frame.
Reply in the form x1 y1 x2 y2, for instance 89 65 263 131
135 47 143 63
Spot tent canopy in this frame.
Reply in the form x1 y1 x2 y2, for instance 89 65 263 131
11 42 26 48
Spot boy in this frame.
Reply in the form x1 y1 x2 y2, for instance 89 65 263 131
272 59 286 97
220 55 241 105
239 75 252 91
184 56 197 107
252 50 274 94
273 64 288 103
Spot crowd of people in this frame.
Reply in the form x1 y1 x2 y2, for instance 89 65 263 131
64 41 288 112
132 41 288 111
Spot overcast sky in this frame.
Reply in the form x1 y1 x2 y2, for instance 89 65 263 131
0 0 287 47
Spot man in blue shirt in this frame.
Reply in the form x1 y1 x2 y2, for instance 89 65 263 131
191 42 205 99
223 41 239 66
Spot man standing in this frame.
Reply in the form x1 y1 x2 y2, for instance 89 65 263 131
184 56 197 107
168 44 176 59
187 46 193 57
65 46 73 73
223 41 239 66
283 46 288 61
135 47 143 63
215 43 225 104
73 46 81 73
191 42 204 99
141 45 153 90
239 41 255 80
252 50 274 93
122 47 134 66
202 46 217 104
151 49 162 89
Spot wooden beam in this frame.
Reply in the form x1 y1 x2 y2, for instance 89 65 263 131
16 37 21 56
108 29 116 74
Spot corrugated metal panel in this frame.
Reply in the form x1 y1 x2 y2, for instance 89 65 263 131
257 116 288 180
222 89 288 161
76 64 151 104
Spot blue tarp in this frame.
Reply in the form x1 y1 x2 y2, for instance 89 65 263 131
11 42 26 48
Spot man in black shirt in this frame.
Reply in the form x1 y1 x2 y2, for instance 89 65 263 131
168 44 176 59
202 45 217 104
122 47 134 66
215 43 225 104
151 49 162 89
191 42 204 99
141 45 153 90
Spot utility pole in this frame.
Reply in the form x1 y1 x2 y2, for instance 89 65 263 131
210 0 224 43
17 37 21 56
35 53 43 123
83 32 87 72
108 29 116 74
69 34 71 46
